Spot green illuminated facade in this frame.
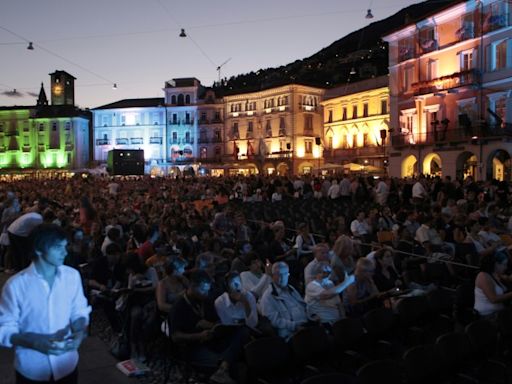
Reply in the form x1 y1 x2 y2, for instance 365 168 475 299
0 71 91 172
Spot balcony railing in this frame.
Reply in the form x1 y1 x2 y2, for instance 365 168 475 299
38 144 45 152
412 69 479 95
22 145 31 152
130 137 143 144
96 139 110 145
391 125 512 147
328 146 385 159
116 138 129 145
149 137 163 144
182 138 194 144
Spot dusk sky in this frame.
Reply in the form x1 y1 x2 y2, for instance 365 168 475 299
1 0 419 109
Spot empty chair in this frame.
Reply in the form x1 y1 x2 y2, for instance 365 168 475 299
403 344 442 384
244 336 293 384
331 317 366 351
357 359 403 384
289 325 331 367
436 332 473 372
465 319 498 359
300 372 356 384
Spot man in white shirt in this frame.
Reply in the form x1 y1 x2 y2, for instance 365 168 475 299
375 178 389 206
215 272 258 329
339 176 352 202
412 177 428 202
240 256 272 299
350 210 370 239
0 224 91 383
327 180 340 199
259 262 308 340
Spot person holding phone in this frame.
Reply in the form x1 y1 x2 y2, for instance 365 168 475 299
0 224 91 383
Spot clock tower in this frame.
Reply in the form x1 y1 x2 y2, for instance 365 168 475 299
49 70 76 106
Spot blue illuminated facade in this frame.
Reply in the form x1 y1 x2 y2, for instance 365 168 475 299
92 78 224 174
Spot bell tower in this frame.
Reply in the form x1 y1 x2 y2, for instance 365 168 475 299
49 70 76 106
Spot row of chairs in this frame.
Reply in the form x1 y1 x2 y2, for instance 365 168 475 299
243 318 510 384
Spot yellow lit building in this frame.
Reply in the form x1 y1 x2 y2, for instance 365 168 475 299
384 0 512 181
321 76 390 172
223 84 324 175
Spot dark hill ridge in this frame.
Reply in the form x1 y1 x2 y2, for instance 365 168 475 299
215 0 460 95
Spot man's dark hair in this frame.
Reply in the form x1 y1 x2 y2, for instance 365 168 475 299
105 242 122 256
480 250 509 274
30 223 68 259
189 270 212 287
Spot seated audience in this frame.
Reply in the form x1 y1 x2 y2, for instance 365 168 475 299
215 272 258 328
170 270 249 384
259 261 308 340
156 256 188 314
344 258 381 317
240 254 272 299
305 261 355 324
474 251 512 319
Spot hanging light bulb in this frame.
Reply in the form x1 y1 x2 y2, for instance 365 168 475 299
27 42 34 50
366 9 374 19
112 83 117 90
350 67 356 75
179 28 187 38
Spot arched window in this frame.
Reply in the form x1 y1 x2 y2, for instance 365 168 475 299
177 94 184 105
171 95 176 104
185 95 191 104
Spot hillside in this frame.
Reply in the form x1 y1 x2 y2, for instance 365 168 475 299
215 0 461 95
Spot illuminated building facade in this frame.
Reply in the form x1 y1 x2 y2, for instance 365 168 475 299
384 0 512 181
223 84 324 175
321 76 390 172
0 71 90 172
93 78 224 175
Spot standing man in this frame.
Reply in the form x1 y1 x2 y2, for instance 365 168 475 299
0 223 91 383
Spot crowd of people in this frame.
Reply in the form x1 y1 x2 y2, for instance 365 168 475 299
1 172 512 383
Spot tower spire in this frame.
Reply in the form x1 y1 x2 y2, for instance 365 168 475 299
37 82 48 106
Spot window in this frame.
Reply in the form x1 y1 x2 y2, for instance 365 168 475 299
200 147 207 159
185 95 191 104
233 122 239 139
185 131 191 143
172 114 178 124
185 113 191 124
342 107 347 121
177 94 184 105
247 121 254 138
214 111 221 121
490 39 508 71
23 136 29 145
65 122 71 130
352 134 358 147
381 99 388 115
153 112 160 125
427 59 438 81
363 133 368 146
121 115 126 125
363 103 369 118
279 117 286 133
172 132 177 142
304 115 313 132
460 50 474 71
215 146 221 156
39 123 44 132
101 115 109 127
305 140 313 154
200 112 207 122
404 67 414 92
419 27 436 53
398 37 414 61
328 110 333 123
52 122 57 131
352 105 358 119
171 95 176 104
458 13 475 40
265 120 272 137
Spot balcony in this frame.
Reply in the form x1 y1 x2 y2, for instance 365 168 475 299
22 145 31 153
391 125 512 148
182 138 194 144
211 118 223 124
115 138 129 145
398 47 415 62
198 119 209 125
149 137 163 144
169 121 179 125
183 119 194 125
301 105 317 112
65 143 74 151
38 144 45 152
170 139 179 144
130 137 143 145
96 139 110 145
5 129 19 137
327 146 385 160
412 69 479 96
